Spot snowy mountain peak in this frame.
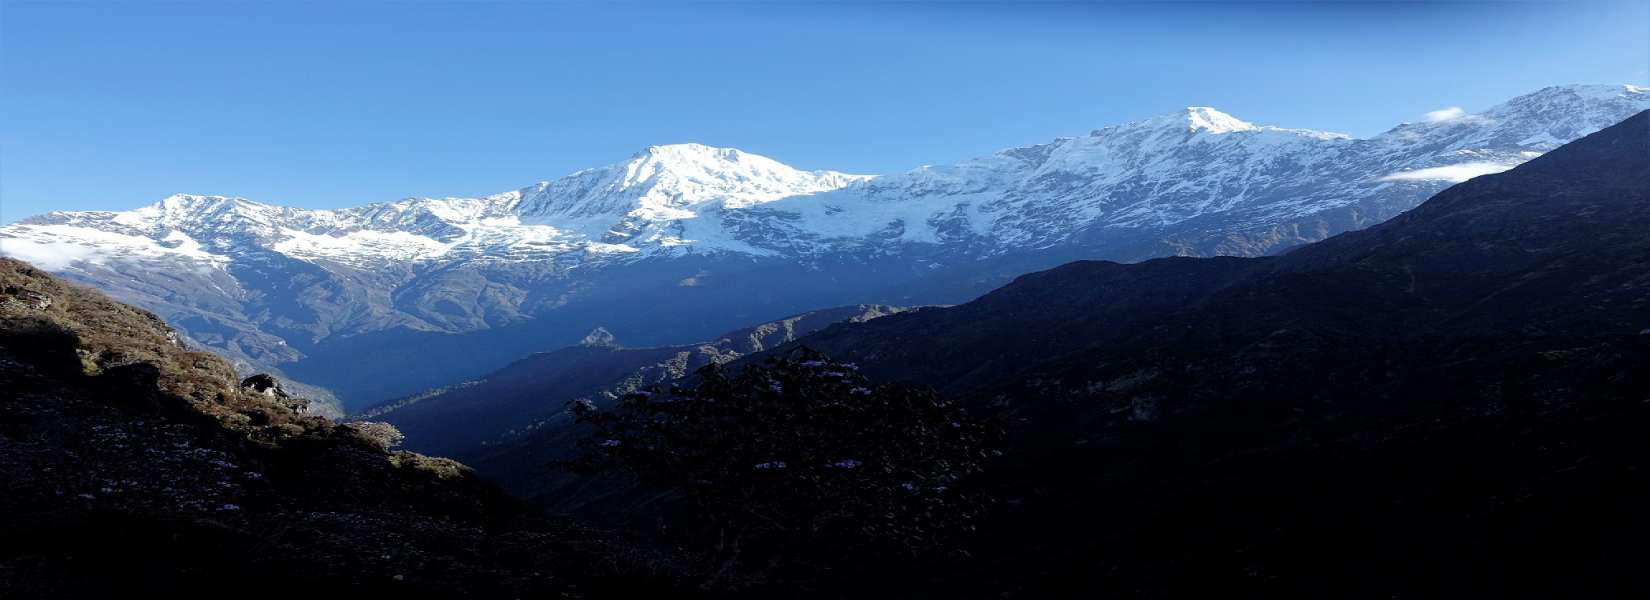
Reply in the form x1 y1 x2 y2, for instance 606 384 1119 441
1373 83 1650 158
512 144 871 229
1478 83 1646 120
637 142 745 161
1180 107 1259 134
1521 83 1646 102
1091 106 1265 140
148 193 271 215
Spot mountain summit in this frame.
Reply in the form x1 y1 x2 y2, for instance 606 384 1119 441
1172 106 1260 133
510 143 871 237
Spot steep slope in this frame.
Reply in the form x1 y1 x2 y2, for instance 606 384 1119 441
3 84 1642 409
786 108 1650 391
0 258 676 597
712 110 1650 596
362 304 906 464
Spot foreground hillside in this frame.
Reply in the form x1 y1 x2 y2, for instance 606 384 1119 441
0 258 676 597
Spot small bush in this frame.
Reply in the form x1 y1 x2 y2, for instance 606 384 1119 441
349 421 406 451
567 348 1000 582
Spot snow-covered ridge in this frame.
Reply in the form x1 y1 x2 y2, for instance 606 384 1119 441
3 83 1643 407
3 83 1646 271
4 144 872 268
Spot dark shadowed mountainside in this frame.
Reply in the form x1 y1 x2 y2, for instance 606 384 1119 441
0 258 684 598
362 305 907 484
478 111 1650 597
756 110 1650 596
780 109 1650 396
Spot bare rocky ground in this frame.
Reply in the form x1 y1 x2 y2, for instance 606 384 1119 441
0 258 690 598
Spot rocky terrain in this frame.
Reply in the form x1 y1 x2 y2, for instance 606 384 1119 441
0 258 683 597
4 84 1642 410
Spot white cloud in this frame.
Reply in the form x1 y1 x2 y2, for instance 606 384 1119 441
1378 161 1517 183
0 238 105 270
1424 106 1466 122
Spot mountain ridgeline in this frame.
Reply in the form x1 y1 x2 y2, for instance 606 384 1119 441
4 84 1643 411
360 304 907 460
720 108 1650 595
457 110 1650 595
1 105 1648 597
766 107 1650 395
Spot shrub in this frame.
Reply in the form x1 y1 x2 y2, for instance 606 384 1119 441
566 348 1000 580
349 421 406 451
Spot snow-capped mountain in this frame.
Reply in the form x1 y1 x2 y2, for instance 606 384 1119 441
4 84 1644 413
5 143 870 270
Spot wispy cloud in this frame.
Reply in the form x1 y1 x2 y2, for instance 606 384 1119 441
1424 106 1466 122
0 239 103 270
1379 161 1516 183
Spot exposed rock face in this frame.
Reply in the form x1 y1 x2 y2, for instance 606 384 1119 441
239 373 282 395
0 288 52 310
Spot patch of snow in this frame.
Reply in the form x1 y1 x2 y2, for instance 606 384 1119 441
0 224 231 269
272 228 451 265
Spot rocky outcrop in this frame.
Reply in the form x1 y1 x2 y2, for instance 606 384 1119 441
0 258 677 597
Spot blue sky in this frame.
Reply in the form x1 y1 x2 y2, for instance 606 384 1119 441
2 1 1646 222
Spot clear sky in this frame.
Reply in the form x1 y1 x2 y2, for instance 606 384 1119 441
2 1 1646 222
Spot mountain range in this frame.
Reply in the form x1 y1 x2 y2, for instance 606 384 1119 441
503 108 1650 595
4 100 1648 597
3 83 1645 413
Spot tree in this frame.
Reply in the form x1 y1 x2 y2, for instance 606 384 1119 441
566 348 999 581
